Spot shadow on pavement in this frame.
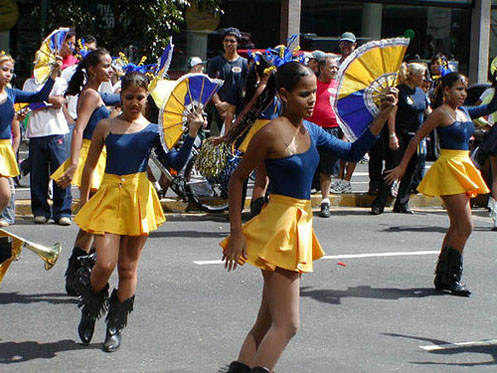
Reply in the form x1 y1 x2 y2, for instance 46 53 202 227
383 332 497 367
162 213 230 223
149 230 228 239
0 339 99 364
382 225 448 233
300 285 444 305
313 210 373 217
382 225 491 233
0 292 77 305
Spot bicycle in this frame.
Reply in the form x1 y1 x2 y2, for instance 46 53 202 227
150 138 230 213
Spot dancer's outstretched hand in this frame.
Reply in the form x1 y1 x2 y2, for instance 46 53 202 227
56 164 76 189
222 230 247 272
208 136 226 146
379 87 399 111
187 111 207 137
384 164 406 185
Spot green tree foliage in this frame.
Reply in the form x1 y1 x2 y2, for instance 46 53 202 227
30 0 222 60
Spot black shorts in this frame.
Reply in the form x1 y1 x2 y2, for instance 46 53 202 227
318 127 341 175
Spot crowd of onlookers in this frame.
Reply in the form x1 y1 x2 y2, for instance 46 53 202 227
7 26 497 228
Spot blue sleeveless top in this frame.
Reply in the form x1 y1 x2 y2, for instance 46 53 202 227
265 120 377 200
82 93 120 140
0 78 55 139
437 112 474 150
104 123 194 175
437 95 497 150
84 106 110 140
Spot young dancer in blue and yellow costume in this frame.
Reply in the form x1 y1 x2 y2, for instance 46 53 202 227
220 62 398 373
50 48 120 296
219 51 283 217
74 71 205 352
52 48 119 190
0 52 60 212
386 72 497 297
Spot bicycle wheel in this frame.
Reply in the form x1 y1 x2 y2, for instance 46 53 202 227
184 156 229 212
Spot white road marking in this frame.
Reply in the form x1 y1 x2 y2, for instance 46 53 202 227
420 338 497 351
320 251 439 260
194 259 224 265
193 250 439 265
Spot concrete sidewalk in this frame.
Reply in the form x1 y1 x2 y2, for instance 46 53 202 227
13 192 489 216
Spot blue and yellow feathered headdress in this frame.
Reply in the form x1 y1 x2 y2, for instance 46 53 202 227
75 38 91 60
251 34 304 75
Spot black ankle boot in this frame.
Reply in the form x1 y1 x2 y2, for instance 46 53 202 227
250 197 266 217
78 283 109 345
439 247 471 297
103 289 134 352
65 247 96 296
219 361 251 373
433 246 448 290
250 368 270 373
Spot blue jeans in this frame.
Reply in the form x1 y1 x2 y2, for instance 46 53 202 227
29 135 72 220
1 178 15 224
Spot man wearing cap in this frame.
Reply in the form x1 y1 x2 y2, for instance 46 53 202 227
188 56 207 74
338 32 357 65
307 50 326 75
332 32 358 195
207 27 248 136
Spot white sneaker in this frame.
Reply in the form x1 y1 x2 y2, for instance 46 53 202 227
57 217 72 226
331 180 352 194
330 180 344 194
34 216 48 224
359 154 369 163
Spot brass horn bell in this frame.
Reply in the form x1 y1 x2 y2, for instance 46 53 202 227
0 229 61 285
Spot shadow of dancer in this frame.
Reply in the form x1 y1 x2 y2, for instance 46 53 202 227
0 339 99 364
300 285 443 305
0 292 78 305
383 332 497 367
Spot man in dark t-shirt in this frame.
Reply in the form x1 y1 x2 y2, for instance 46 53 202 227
207 27 248 136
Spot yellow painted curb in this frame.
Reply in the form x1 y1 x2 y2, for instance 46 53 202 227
15 193 488 216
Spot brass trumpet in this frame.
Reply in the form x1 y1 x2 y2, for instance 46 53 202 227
0 229 61 286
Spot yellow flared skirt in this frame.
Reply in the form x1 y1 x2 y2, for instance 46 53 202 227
220 194 325 273
238 119 271 153
74 172 165 236
0 140 19 177
418 149 490 198
50 139 107 191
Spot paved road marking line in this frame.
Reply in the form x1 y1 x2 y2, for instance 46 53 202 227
420 338 497 351
321 251 439 260
194 259 224 265
193 250 439 265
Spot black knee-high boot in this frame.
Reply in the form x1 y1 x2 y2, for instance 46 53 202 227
433 246 448 290
103 289 134 352
219 361 251 373
439 247 471 297
65 247 96 296
78 282 109 344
